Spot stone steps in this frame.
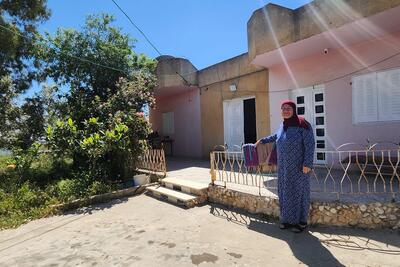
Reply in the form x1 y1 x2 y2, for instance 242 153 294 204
146 178 209 208
161 177 209 196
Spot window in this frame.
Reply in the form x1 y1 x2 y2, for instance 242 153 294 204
316 140 325 149
297 96 304 104
297 107 305 115
315 105 324 114
316 128 325 137
162 112 174 136
317 152 326 161
352 68 400 124
315 93 324 102
316 116 324 125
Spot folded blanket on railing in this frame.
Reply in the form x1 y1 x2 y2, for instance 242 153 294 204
242 144 259 167
256 142 275 166
268 143 277 166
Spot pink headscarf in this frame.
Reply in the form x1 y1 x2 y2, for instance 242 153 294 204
281 100 311 131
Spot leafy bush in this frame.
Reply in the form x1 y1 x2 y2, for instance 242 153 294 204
0 155 13 170
38 15 156 182
0 14 155 229
0 182 54 229
13 182 49 212
88 180 112 196
55 179 79 202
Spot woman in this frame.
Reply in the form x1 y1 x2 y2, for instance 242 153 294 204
256 100 315 233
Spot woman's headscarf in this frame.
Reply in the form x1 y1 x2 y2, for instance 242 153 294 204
281 100 311 131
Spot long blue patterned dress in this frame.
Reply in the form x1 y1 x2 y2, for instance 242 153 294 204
261 125 315 224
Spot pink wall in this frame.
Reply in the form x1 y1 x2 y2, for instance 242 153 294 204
150 88 202 158
268 32 400 149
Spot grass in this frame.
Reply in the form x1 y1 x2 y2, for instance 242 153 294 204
0 154 123 230
0 148 142 230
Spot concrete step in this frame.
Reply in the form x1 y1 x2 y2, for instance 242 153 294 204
146 185 201 208
161 177 209 196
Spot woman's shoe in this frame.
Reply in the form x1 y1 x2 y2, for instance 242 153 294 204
279 223 291 230
299 221 307 229
291 224 304 233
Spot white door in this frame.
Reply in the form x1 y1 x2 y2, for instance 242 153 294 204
291 85 327 164
223 98 244 151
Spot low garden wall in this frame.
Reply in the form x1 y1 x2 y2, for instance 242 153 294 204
208 185 400 229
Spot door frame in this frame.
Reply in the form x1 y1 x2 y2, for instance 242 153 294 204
223 95 255 151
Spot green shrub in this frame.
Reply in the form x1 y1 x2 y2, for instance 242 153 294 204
0 155 13 170
0 183 54 229
13 182 49 212
88 181 111 196
56 179 81 202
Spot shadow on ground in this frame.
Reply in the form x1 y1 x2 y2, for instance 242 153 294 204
209 203 400 267
66 197 130 215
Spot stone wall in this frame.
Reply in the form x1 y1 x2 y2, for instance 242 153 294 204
208 185 400 229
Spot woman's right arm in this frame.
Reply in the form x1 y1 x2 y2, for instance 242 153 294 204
256 133 277 145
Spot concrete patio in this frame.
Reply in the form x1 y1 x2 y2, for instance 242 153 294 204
0 194 399 266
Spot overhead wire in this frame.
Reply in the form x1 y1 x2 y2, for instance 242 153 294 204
198 49 400 94
0 23 131 75
110 0 162 57
2 10 400 96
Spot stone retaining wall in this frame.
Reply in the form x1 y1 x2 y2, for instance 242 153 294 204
208 185 400 229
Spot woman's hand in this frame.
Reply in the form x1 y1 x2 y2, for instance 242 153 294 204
303 166 311 174
255 139 261 146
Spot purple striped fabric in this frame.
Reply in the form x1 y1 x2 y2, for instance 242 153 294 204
242 144 259 167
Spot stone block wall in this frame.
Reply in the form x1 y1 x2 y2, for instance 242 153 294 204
208 185 400 229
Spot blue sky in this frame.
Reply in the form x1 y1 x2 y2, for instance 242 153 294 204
39 0 311 70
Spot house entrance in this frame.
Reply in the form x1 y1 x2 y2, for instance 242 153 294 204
223 96 256 151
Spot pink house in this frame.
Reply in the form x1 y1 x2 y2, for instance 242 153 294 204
248 1 400 164
150 56 202 158
152 0 400 161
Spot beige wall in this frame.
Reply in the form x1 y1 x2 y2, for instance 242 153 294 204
155 53 271 159
199 69 269 158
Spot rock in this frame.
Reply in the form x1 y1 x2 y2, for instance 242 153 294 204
378 215 387 219
362 217 373 225
349 220 358 226
360 205 367 212
330 208 337 214
372 217 382 224
318 206 324 212
388 215 397 221
375 207 384 215
323 216 332 224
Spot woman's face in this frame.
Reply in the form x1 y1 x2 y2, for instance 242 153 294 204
281 104 294 119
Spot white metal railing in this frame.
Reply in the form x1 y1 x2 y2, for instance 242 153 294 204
210 143 400 200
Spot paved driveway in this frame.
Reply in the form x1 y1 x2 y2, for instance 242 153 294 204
0 194 399 266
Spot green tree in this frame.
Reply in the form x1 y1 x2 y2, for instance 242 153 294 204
0 0 50 148
38 14 157 181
